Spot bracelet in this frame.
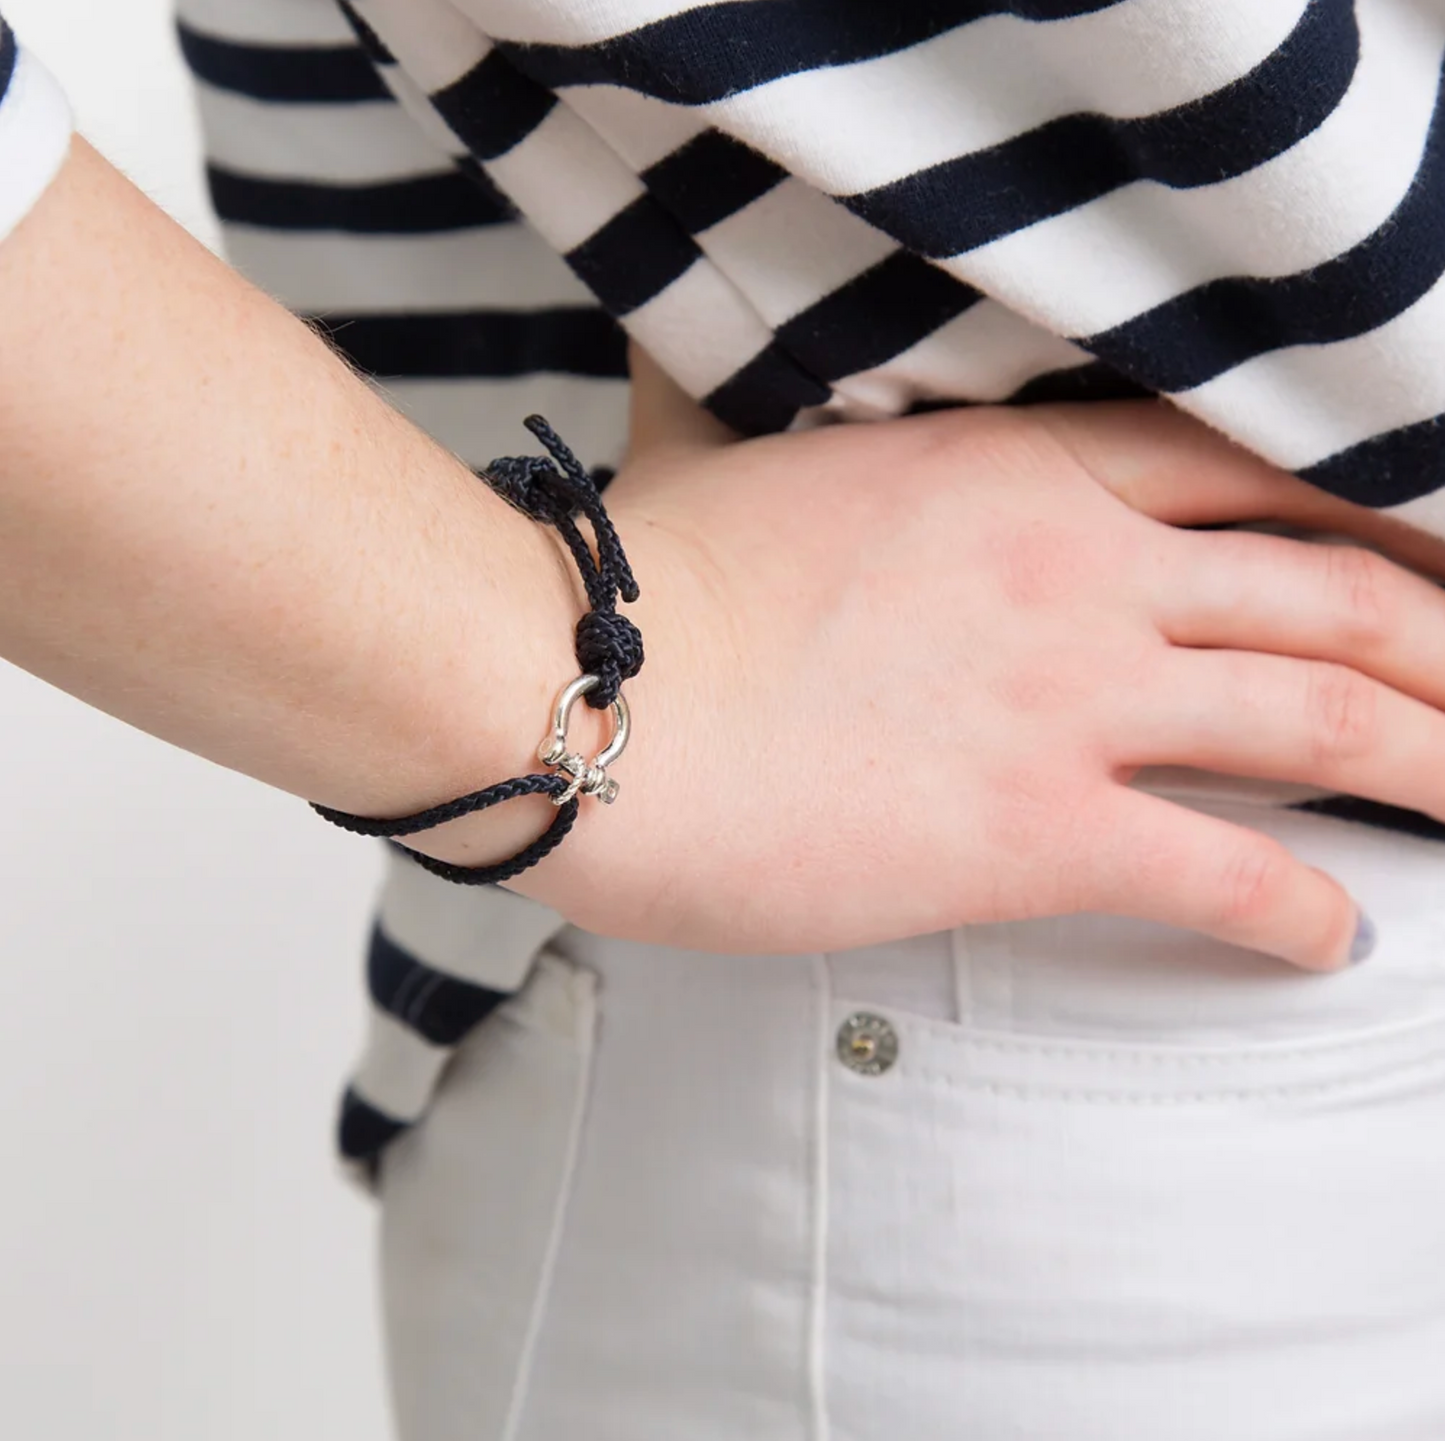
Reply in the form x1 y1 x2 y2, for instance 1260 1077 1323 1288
310 415 643 886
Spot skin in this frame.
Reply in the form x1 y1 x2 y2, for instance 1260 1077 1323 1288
0 139 584 856
8 139 1445 971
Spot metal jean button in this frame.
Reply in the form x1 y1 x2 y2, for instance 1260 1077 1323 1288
836 1012 899 1076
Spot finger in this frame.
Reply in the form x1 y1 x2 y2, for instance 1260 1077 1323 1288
1089 784 1366 972
1123 647 1445 825
1038 401 1445 581
1038 400 1339 526
625 340 737 461
1154 528 1445 712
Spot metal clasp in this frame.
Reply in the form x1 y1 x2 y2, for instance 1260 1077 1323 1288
537 674 631 806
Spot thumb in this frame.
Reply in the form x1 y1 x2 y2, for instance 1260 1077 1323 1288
625 340 738 463
1040 399 1445 583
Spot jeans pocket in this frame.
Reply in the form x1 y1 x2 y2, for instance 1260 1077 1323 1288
952 785 1445 1049
825 995 1445 1439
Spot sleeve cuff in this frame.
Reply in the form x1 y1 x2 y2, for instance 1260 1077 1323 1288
0 39 73 246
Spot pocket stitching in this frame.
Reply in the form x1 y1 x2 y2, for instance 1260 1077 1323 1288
908 1048 1445 1104
835 990 1445 1065
834 994 1445 1102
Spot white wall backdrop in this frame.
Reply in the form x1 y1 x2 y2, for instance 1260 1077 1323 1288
0 4 391 1437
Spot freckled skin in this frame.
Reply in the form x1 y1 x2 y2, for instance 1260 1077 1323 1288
1 140 1428 974
525 385 1430 974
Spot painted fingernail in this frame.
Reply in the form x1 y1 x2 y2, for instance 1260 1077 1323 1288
1348 910 1377 965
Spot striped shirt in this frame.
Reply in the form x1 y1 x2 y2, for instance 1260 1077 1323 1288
6 0 1445 1170
0 17 70 245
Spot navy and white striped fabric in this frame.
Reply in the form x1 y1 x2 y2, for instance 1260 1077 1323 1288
181 0 1445 1171
176 0 632 473
0 16 70 246
10 1 1445 1169
331 0 1445 511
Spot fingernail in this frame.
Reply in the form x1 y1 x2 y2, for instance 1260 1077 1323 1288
1348 910 1377 965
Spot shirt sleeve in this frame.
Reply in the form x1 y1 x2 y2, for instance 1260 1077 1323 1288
0 13 72 246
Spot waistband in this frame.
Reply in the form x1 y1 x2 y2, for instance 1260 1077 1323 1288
562 779 1445 1048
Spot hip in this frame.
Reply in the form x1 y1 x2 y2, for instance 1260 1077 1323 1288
377 789 1445 1440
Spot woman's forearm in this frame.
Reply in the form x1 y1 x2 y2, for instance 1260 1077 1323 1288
3 140 1431 974
0 138 592 855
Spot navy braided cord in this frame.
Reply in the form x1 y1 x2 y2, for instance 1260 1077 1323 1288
486 416 643 710
309 416 641 886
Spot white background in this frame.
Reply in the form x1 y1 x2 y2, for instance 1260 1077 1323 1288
0 3 391 1436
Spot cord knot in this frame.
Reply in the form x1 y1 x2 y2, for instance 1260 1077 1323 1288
574 610 643 707
482 416 643 705
483 455 574 526
312 413 641 895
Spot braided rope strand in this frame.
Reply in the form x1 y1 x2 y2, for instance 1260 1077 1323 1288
386 795 578 886
309 416 640 885
486 416 644 707
313 772 571 836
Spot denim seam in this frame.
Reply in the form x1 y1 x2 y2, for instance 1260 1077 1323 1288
498 955 599 1441
834 1008 1445 1067
907 1050 1445 1104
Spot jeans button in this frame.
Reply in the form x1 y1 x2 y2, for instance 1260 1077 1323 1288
836 1012 899 1075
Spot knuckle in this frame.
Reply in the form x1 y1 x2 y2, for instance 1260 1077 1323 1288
982 761 1096 874
1321 544 1396 649
1215 840 1291 929
990 659 1076 715
987 520 1106 610
1303 660 1380 765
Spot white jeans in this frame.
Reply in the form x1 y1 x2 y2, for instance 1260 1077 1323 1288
377 780 1445 1439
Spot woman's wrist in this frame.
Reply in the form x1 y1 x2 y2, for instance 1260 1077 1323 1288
356 487 614 872
502 502 713 931
0 140 620 847
374 441 682 892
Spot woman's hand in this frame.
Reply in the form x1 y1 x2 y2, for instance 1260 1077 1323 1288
417 355 1445 971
